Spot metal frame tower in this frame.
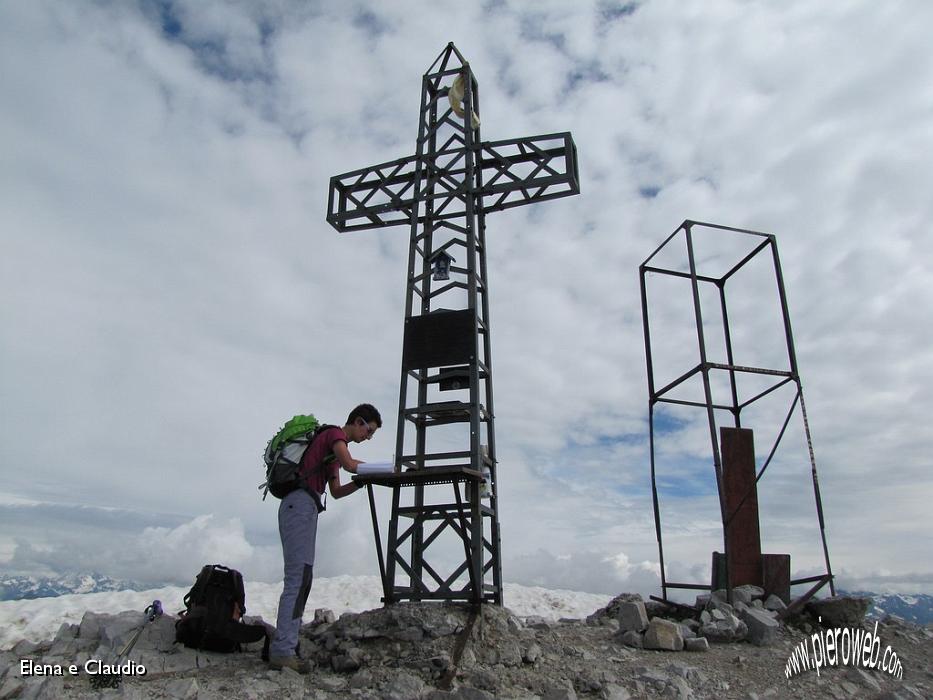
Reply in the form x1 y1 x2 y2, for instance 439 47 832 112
639 220 835 605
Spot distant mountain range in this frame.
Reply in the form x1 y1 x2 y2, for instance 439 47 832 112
0 574 930 626
0 572 139 601
842 590 933 626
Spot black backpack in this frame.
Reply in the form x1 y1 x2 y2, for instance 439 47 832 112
175 565 269 656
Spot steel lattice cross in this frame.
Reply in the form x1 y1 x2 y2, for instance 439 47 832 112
327 43 579 605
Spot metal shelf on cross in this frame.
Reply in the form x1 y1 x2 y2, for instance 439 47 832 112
403 401 492 427
327 42 580 607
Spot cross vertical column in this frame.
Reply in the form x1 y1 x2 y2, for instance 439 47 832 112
391 44 497 604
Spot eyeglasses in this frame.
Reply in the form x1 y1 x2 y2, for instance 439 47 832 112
358 419 377 439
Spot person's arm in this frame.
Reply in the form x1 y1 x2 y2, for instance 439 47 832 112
327 440 363 499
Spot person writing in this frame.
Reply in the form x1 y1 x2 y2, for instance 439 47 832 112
268 403 382 672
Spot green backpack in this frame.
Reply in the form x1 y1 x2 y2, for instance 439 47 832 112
259 414 335 505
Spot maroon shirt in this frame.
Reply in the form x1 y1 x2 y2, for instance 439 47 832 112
300 426 347 495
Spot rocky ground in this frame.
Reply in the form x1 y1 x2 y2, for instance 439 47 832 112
1 589 930 699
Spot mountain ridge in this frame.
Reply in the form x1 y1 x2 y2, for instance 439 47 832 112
0 573 138 601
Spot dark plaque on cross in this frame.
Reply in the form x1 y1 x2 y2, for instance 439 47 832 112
326 43 579 606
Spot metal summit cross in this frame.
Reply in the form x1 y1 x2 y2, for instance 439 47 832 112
326 43 580 606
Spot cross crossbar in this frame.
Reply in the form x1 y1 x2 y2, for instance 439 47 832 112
327 133 579 232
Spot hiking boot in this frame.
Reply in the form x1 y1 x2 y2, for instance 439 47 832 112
268 655 311 674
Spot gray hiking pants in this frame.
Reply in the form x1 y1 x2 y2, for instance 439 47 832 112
270 488 318 658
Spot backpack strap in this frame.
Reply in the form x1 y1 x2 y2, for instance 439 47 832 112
223 621 268 645
231 568 247 617
298 424 340 513
183 565 215 610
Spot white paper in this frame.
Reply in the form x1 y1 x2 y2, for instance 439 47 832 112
356 461 395 475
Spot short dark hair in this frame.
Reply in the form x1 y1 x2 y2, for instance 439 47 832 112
347 403 382 428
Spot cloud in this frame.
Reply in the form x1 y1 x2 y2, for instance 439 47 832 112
2 506 279 587
834 569 933 596
506 548 660 597
2 0 932 597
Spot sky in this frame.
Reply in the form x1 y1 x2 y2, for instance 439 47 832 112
2 0 932 601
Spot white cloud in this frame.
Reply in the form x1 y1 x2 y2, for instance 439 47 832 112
2 507 278 586
1 0 931 598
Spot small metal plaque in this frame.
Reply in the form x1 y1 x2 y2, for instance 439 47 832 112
402 310 476 370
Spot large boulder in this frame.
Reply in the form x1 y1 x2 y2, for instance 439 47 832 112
587 593 643 624
805 596 871 627
763 594 787 612
643 618 684 651
739 607 780 646
616 601 649 634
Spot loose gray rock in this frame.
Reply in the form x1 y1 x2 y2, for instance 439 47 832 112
634 665 671 686
464 668 498 691
587 593 643 624
426 689 496 700
846 667 882 692
644 600 673 619
541 685 578 700
0 676 25 700
677 622 696 640
331 646 363 672
524 615 553 630
348 669 374 689
740 607 780 646
497 640 524 667
665 660 705 683
707 593 736 616
318 675 348 692
665 675 692 699
601 684 632 700
616 601 649 634
643 618 684 651
163 677 199 700
684 637 710 652
523 642 542 664
805 596 871 627
734 584 765 601
98 610 146 648
430 652 451 673
314 608 336 625
394 626 424 642
763 594 786 612
728 587 754 606
12 639 42 657
382 671 425 700
700 612 747 643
